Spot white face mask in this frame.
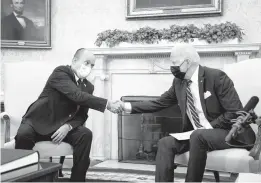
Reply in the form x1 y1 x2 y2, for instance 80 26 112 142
77 65 92 79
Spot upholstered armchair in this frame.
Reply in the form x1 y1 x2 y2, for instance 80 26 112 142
174 58 261 181
1 62 73 177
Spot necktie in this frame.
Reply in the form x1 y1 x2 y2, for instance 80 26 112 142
77 79 82 85
77 79 84 89
16 15 24 18
186 80 203 128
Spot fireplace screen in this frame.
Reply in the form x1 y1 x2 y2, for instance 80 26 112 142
118 96 182 164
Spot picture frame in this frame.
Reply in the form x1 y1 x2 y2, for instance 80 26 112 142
126 0 223 19
1 0 51 48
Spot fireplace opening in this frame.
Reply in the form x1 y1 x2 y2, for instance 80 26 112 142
118 96 182 164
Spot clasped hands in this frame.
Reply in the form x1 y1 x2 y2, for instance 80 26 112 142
107 100 126 114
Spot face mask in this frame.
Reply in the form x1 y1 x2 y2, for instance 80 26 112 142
170 60 187 80
77 65 92 79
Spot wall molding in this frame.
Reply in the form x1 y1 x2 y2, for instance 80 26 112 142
89 43 260 58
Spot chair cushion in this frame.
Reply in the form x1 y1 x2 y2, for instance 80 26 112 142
34 141 73 158
175 148 254 173
4 139 73 158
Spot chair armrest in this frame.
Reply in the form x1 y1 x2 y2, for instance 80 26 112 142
0 112 10 143
249 123 261 160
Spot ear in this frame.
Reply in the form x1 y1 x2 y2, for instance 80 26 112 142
72 57 77 63
186 59 193 67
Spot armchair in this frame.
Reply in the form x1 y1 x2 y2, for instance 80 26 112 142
1 62 74 177
174 58 261 181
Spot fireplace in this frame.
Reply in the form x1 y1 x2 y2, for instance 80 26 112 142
118 96 182 164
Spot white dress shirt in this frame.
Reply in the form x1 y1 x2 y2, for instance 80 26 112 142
74 73 82 84
13 12 26 28
186 66 213 130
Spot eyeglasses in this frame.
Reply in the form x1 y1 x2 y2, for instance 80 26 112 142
172 59 189 67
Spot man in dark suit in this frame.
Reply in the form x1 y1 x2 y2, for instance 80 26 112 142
120 44 256 182
15 48 122 182
1 0 39 40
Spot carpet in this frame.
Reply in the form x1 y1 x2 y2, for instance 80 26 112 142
58 167 219 182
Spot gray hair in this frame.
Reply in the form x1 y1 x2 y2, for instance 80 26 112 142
170 43 200 63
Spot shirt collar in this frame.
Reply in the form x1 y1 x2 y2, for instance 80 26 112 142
190 65 199 83
74 73 80 82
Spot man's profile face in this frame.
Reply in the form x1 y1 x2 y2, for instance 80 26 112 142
11 0 25 15
73 56 95 79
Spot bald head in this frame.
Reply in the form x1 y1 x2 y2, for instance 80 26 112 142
170 43 200 66
71 48 95 79
73 48 95 64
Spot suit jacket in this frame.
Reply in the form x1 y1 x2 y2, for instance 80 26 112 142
131 65 256 146
1 13 38 40
22 65 108 135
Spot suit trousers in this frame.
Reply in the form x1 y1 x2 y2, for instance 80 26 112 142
15 122 92 182
155 128 232 182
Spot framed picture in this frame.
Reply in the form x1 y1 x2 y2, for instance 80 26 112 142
1 0 51 48
126 0 223 19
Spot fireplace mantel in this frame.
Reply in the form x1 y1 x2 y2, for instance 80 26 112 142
89 43 260 61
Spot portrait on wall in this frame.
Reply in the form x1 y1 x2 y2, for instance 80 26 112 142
1 0 51 48
126 0 223 19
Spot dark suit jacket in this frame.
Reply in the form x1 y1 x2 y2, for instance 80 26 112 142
22 65 108 135
131 65 256 146
1 13 38 40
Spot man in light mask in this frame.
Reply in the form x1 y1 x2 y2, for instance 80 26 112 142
15 48 123 182
119 44 255 182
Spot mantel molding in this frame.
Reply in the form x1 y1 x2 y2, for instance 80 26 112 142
88 43 260 57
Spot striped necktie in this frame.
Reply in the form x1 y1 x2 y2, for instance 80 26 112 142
186 80 203 128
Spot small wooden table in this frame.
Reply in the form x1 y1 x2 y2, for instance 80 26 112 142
1 162 62 182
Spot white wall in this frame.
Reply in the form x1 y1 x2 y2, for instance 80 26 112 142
1 0 261 93
1 0 261 64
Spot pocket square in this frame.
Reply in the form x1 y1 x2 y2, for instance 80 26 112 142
204 91 211 99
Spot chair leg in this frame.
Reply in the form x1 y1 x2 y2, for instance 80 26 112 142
59 156 66 177
213 171 220 182
49 157 52 162
229 173 239 182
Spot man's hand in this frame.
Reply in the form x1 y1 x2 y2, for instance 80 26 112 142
255 116 261 126
107 100 124 114
51 124 70 144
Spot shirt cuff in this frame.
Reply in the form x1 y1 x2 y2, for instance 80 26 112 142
106 100 109 109
67 124 73 131
124 102 132 113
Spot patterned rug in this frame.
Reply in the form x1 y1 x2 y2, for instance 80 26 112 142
58 168 218 182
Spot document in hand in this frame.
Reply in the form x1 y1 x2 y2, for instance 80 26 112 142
0 148 39 174
170 130 194 140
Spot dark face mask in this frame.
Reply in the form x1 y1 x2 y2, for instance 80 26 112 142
170 60 187 80
170 66 186 79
